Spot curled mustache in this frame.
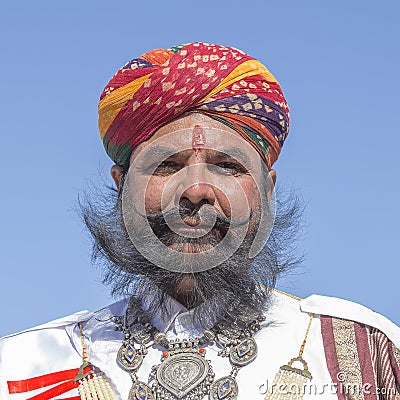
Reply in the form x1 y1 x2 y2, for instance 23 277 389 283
139 200 252 233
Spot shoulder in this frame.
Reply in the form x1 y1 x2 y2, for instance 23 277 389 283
299 293 400 347
0 308 93 365
0 310 92 341
0 299 128 397
0 310 92 399
0 299 127 343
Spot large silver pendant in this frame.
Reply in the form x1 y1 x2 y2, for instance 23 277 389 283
229 337 258 366
152 350 214 399
210 376 238 400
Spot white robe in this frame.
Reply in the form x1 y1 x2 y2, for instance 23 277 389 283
1 291 399 400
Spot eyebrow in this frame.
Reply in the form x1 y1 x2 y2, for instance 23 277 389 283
214 147 253 167
139 145 175 161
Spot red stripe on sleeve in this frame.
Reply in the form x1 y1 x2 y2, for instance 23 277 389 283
8 369 79 393
27 381 78 400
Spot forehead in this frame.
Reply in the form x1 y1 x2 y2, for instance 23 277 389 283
130 113 262 166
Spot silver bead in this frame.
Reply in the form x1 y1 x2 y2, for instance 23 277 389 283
203 330 215 341
140 344 148 355
154 332 166 344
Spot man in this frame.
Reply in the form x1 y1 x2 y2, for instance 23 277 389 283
1 42 399 400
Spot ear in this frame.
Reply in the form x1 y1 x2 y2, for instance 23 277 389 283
111 165 124 191
266 169 277 203
269 169 277 186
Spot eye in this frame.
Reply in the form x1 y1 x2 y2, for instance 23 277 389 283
152 160 182 176
211 162 248 176
136 156 183 176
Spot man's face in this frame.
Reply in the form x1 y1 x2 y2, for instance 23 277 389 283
93 112 289 316
113 113 276 272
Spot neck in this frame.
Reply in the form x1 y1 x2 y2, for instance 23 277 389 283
174 274 199 309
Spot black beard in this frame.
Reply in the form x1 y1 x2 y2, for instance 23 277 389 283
80 178 303 329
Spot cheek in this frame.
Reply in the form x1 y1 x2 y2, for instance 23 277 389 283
143 176 180 213
240 179 261 212
127 174 168 214
143 176 166 213
214 178 260 218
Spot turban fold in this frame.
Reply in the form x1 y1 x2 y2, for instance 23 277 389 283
98 42 289 169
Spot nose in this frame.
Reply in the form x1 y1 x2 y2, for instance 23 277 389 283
178 164 216 206
181 182 216 206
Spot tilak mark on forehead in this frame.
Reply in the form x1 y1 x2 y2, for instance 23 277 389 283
192 125 206 153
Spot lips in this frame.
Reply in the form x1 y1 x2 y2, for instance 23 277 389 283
178 216 202 227
167 219 211 238
173 227 210 238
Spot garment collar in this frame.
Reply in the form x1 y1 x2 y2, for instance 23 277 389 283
142 292 189 334
142 292 210 338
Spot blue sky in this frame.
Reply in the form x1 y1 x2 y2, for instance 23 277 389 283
0 0 398 337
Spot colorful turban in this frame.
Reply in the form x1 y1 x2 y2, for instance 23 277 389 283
98 42 289 169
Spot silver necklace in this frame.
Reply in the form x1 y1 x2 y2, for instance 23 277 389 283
114 300 265 400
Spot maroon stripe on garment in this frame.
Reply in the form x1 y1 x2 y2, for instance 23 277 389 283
320 316 347 400
354 322 377 399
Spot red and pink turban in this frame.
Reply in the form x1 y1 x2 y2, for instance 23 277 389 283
98 42 290 169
